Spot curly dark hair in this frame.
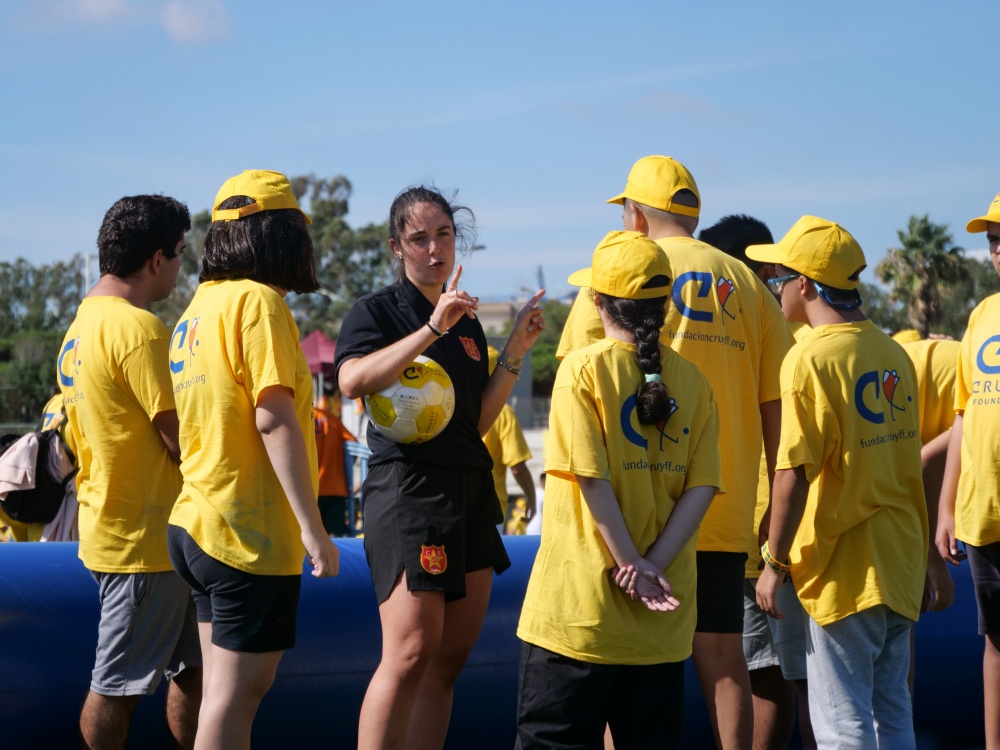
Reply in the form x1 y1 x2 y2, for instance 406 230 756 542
97 195 190 278
201 195 318 293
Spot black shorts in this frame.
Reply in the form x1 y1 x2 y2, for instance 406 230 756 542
362 459 511 603
967 540 1000 635
695 551 749 634
167 525 302 653
515 641 684 750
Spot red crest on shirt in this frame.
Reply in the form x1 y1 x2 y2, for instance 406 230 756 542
420 545 448 575
459 336 481 361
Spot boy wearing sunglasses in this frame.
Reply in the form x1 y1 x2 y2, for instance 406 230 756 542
749 216 927 748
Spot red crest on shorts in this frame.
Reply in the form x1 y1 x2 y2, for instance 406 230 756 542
459 336 481 361
420 545 448 575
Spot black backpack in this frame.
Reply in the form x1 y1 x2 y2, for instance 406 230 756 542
0 430 77 524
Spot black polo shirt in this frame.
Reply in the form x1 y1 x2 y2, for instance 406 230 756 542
334 278 492 470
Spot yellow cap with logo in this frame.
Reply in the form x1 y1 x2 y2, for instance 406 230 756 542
966 190 1000 233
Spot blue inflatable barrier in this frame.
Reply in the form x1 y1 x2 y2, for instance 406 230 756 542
0 537 984 748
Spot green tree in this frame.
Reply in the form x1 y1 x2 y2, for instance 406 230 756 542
858 281 908 334
524 299 571 396
286 175 391 336
876 215 969 338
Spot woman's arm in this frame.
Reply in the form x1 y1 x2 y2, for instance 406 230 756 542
339 267 480 399
478 290 545 435
256 385 339 578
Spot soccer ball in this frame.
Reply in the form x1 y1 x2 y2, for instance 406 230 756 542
364 356 456 444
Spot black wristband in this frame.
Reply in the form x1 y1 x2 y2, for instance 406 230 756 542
427 320 447 336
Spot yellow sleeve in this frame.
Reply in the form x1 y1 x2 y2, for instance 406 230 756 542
497 406 532 467
120 337 176 418
545 357 609 482
555 288 605 360
242 311 301 406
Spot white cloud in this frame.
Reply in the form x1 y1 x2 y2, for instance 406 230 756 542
15 0 231 43
159 1 230 43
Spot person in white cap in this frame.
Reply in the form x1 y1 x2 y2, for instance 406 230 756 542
559 156 793 749
750 216 927 748
937 189 1000 749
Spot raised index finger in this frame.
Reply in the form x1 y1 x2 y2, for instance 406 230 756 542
526 288 545 309
447 265 463 292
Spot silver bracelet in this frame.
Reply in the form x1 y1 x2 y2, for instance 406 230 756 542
496 352 521 378
427 320 447 337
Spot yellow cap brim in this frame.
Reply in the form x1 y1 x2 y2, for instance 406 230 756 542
967 216 991 233
606 192 626 206
567 268 592 287
745 242 785 266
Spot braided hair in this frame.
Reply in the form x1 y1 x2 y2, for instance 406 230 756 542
600 294 671 424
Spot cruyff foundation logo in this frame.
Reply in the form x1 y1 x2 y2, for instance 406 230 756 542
169 317 200 374
976 334 1000 374
57 337 81 387
621 393 687 450
420 545 447 574
854 368 911 425
716 277 737 322
673 271 741 325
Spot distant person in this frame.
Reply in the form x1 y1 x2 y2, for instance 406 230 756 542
315 381 358 537
167 170 340 750
559 156 793 748
58 194 201 749
0 392 80 542
699 214 814 750
517 230 720 749
483 345 536 528
524 471 545 535
937 189 1000 749
335 185 544 750
751 216 927 748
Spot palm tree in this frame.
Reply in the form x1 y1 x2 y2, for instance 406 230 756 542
876 215 968 338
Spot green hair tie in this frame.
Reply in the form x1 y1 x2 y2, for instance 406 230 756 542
644 373 661 384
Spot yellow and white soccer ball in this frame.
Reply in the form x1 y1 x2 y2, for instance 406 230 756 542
364 356 456 444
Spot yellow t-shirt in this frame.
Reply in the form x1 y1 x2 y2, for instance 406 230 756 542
902 339 960 444
954 293 1000 546
746 321 811 578
558 237 791 554
58 296 181 572
518 339 721 665
482 403 532 517
168 280 317 576
777 321 927 625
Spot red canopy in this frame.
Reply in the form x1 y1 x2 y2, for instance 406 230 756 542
301 329 337 377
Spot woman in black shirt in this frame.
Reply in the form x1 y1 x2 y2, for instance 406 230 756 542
335 186 544 749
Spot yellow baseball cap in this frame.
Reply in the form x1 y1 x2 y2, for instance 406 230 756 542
212 169 311 224
746 215 867 291
606 155 700 218
966 190 1000 233
568 230 672 300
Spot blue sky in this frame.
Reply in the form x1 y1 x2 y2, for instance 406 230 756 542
2 0 996 302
